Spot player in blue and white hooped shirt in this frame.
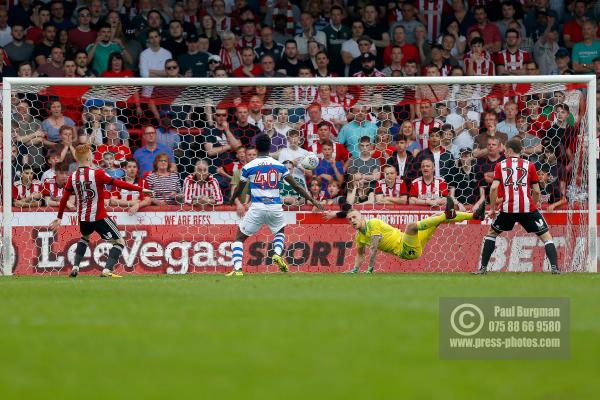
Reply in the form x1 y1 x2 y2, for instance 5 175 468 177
227 133 324 276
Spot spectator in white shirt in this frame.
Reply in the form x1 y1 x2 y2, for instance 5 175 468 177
316 85 347 130
139 28 172 78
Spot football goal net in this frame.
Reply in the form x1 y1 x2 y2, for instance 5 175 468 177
1 76 596 275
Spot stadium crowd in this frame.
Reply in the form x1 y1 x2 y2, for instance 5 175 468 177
5 0 600 213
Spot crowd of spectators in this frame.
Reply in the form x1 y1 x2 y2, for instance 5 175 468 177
6 0 600 213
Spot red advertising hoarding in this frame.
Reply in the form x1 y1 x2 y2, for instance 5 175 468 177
5 208 588 275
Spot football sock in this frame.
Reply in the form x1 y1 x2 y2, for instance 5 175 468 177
447 212 473 223
104 243 124 272
273 233 285 256
543 240 559 271
418 214 446 230
232 241 243 271
480 236 497 270
73 238 89 269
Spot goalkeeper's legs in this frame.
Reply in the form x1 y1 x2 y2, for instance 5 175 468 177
407 196 457 235
445 200 486 224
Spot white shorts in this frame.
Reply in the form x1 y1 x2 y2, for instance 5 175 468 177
239 207 286 236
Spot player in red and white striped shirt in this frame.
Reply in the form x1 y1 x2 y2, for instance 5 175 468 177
475 139 559 274
409 159 449 206
12 165 44 208
375 165 408 205
109 159 152 214
493 29 531 75
50 145 152 278
183 160 224 205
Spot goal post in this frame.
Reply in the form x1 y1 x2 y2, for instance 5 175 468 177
1 75 597 275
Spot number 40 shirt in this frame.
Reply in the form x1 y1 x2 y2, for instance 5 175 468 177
240 156 289 210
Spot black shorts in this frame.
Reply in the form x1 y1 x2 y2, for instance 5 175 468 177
80 218 122 240
491 210 549 236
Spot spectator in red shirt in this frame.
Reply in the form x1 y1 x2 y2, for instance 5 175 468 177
102 52 134 77
409 158 449 207
183 160 224 206
13 164 44 208
26 6 51 45
307 121 349 162
371 127 396 166
68 7 97 52
94 122 133 166
467 5 502 53
301 103 337 149
42 162 74 208
375 164 408 205
494 29 531 75
524 95 551 138
562 0 595 49
384 25 420 67
232 46 263 78
217 147 247 181
465 37 495 76
37 46 64 77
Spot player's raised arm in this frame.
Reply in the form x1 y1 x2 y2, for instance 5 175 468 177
284 174 324 211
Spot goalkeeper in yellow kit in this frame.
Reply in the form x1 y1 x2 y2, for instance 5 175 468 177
327 197 486 273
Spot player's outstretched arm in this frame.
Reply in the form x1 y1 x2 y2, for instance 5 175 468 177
51 189 74 230
352 245 366 272
111 178 152 196
367 235 381 272
229 181 248 205
284 175 324 211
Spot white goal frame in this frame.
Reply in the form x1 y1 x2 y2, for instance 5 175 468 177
1 75 597 275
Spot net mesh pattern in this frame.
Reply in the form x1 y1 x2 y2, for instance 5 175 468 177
0 80 593 274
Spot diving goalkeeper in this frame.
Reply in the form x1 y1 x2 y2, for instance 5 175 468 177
326 197 485 273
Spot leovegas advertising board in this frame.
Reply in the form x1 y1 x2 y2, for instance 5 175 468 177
4 210 590 275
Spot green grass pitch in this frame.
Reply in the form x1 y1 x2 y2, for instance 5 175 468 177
1 273 599 400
